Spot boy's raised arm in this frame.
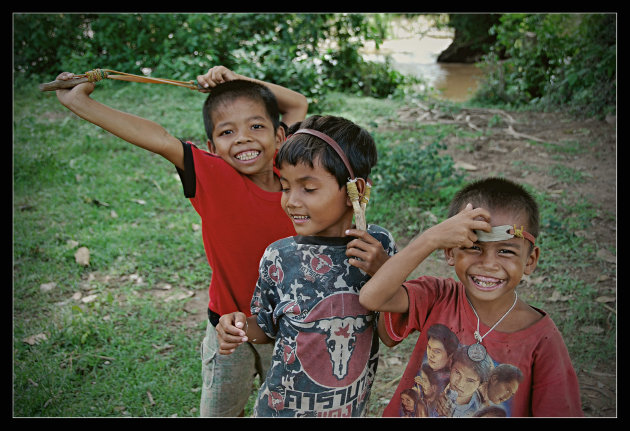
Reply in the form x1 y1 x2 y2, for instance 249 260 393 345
197 66 308 126
55 72 184 170
359 204 492 314
358 236 428 314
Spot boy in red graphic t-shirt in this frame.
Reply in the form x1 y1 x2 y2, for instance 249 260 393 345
360 177 583 417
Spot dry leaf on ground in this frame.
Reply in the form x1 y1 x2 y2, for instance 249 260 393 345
75 246 90 266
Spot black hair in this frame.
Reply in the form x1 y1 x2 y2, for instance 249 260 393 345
202 80 281 143
276 115 377 188
490 363 524 384
447 177 540 240
420 362 441 387
426 323 459 357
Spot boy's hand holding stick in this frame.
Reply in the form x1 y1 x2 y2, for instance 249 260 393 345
39 68 202 92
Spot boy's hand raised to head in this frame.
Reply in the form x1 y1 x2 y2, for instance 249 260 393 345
425 203 492 250
359 204 492 314
196 65 308 125
197 66 239 92
345 229 391 276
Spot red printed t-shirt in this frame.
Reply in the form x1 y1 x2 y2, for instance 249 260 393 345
381 276 583 417
177 141 295 317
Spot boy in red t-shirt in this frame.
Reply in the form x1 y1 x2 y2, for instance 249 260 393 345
359 177 583 417
54 66 308 416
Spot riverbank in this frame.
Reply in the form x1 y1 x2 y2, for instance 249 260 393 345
360 15 484 102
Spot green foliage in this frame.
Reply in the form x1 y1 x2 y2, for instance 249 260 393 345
369 134 465 238
13 13 407 101
14 293 203 416
473 13 616 118
13 83 207 417
372 138 462 204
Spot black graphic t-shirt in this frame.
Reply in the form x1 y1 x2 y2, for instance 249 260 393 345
251 225 397 417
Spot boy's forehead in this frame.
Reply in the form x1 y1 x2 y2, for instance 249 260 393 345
279 157 332 179
464 204 527 226
280 162 345 192
210 97 269 122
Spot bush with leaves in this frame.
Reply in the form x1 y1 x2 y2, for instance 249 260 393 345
13 13 409 100
372 137 464 206
473 13 616 118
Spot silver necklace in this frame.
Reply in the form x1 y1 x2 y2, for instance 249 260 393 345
466 292 518 361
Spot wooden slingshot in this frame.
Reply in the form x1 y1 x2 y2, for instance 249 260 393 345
291 129 371 231
39 68 202 92
40 73 373 229
347 179 371 231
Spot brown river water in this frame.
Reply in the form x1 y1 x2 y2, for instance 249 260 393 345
361 26 484 102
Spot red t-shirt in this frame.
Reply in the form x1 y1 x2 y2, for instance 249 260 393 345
178 142 295 317
382 276 583 417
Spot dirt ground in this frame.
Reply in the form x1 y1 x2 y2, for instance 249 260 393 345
180 104 617 417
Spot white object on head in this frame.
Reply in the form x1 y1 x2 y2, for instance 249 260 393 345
475 225 518 242
475 224 536 245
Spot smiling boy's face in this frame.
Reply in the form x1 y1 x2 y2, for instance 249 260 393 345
209 96 283 179
279 157 354 237
444 207 539 308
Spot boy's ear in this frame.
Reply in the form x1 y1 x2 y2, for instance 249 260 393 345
523 245 540 275
355 177 366 196
345 178 366 207
444 248 456 266
275 125 286 149
207 139 216 154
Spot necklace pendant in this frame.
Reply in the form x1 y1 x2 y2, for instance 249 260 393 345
467 343 487 362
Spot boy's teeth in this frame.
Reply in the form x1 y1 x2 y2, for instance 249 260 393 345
472 276 501 287
236 151 260 161
293 215 309 220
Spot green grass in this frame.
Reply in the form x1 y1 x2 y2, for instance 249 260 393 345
14 82 209 417
13 83 615 417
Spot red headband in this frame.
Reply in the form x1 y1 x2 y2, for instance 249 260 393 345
288 129 356 179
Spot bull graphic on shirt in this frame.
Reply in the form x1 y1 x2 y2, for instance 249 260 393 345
292 314 373 380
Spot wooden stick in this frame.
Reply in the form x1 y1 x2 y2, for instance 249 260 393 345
353 200 367 231
347 180 366 231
